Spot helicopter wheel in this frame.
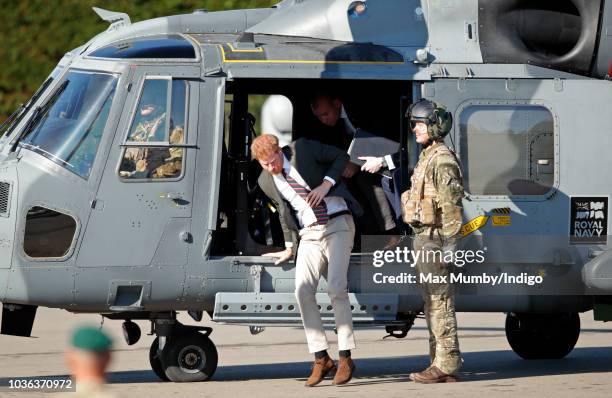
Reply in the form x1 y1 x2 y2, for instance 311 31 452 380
149 337 170 381
160 332 218 382
505 312 580 359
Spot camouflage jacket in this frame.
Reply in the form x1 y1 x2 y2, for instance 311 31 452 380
130 112 166 143
403 141 464 238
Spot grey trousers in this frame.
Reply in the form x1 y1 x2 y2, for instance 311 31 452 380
351 171 396 231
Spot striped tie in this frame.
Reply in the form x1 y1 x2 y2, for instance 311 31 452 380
282 170 329 225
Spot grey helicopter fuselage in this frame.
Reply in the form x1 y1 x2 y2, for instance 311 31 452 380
0 0 611 380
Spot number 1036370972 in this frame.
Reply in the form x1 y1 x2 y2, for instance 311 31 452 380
4 378 74 391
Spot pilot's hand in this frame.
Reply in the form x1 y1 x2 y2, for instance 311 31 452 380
136 159 149 172
307 180 332 207
342 162 360 179
262 247 294 265
359 156 384 173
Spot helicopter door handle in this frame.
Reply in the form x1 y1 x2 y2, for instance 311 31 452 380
536 158 553 175
162 192 189 206
165 192 183 200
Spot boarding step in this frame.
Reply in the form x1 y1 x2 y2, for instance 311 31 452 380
213 292 398 325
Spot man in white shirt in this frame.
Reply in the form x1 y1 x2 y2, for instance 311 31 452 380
252 134 361 387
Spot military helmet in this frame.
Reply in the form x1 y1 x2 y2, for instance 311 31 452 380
406 99 453 141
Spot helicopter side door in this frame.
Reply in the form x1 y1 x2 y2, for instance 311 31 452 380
421 78 593 265
75 66 200 308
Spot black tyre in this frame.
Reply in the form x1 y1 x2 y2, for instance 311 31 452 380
149 338 170 381
161 332 218 382
505 312 580 359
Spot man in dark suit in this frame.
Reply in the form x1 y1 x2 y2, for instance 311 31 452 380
251 134 361 387
310 94 396 233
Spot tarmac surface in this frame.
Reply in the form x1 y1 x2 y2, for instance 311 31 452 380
0 309 611 397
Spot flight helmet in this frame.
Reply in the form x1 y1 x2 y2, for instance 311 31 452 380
406 98 453 141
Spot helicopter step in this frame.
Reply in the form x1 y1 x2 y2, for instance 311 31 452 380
212 292 399 325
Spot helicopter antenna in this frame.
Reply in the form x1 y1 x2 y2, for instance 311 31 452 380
92 7 131 31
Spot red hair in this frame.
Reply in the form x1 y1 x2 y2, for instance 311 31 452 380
251 134 280 160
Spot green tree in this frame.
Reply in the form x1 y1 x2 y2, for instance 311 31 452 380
0 0 276 122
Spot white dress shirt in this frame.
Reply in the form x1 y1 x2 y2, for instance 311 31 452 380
273 155 349 245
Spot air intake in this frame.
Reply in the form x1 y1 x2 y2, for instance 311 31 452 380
478 0 602 75
0 181 10 216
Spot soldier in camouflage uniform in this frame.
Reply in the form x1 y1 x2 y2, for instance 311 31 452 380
121 104 169 178
403 99 463 383
354 99 464 382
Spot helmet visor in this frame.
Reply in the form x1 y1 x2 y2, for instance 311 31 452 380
409 118 430 129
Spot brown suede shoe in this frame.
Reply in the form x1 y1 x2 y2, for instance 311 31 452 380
332 356 355 385
305 356 336 387
411 365 458 383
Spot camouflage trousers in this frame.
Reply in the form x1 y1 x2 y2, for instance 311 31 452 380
413 233 462 375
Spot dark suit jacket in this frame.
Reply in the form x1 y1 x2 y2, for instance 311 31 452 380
300 102 361 150
309 117 354 151
258 138 363 246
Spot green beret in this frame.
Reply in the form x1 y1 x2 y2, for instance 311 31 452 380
71 326 113 353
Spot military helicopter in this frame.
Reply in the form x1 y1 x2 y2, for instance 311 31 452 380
1 0 612 382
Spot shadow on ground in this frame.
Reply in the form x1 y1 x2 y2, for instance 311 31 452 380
3 346 610 386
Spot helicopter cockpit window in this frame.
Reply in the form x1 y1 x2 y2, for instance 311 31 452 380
88 35 196 59
18 70 118 179
459 104 555 196
119 78 187 180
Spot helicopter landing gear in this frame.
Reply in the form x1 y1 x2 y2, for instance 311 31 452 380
161 331 218 382
149 337 170 381
505 312 580 359
149 318 219 382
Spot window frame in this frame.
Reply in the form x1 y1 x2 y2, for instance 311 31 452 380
455 99 559 201
118 76 189 183
20 204 80 262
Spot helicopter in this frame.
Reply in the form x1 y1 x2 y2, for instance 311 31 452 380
1 0 612 382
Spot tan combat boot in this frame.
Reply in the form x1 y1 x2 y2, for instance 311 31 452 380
409 365 432 381
332 356 355 385
305 355 336 387
410 365 458 383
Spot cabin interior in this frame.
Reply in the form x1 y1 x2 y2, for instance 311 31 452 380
211 78 412 256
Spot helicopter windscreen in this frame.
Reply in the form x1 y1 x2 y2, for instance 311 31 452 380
18 70 118 179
